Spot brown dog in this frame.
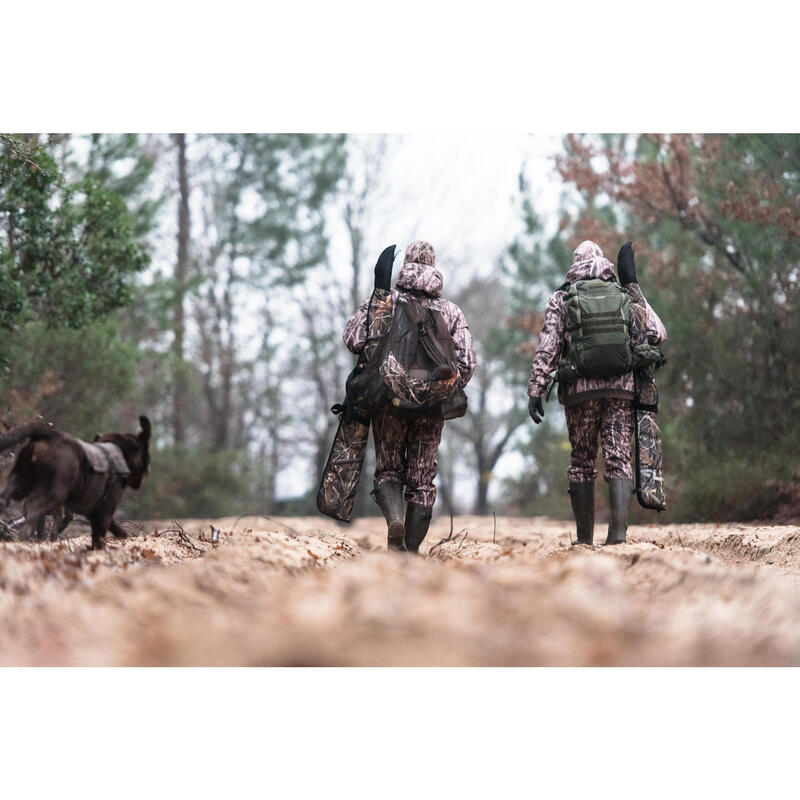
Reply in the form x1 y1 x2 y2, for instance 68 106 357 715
0 417 151 549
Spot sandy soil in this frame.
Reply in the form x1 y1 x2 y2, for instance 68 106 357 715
2 514 800 666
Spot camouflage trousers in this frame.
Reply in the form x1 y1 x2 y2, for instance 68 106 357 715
372 409 444 507
564 398 633 483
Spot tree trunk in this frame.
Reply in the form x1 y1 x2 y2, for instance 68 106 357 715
475 469 490 516
266 423 281 513
172 133 190 445
437 456 456 517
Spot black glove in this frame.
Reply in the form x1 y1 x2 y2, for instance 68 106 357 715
617 242 638 286
528 396 544 424
373 245 396 290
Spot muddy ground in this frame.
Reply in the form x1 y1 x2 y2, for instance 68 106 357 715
2 514 800 665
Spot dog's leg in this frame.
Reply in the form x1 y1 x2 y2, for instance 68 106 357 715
89 515 111 550
21 493 53 542
57 511 74 535
35 516 47 542
0 475 18 513
47 508 71 541
108 519 129 539
21 515 45 541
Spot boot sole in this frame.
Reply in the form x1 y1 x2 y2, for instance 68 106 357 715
387 521 406 551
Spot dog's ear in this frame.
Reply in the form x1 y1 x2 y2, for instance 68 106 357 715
138 415 151 446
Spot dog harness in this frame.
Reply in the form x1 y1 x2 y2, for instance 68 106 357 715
77 440 131 479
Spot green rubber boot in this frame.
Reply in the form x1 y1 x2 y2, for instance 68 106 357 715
372 482 406 551
404 503 432 554
605 477 634 545
569 481 595 546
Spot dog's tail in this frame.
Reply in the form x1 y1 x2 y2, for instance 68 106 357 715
0 423 59 453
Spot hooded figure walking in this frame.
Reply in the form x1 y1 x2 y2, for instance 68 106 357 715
343 240 476 553
527 240 667 545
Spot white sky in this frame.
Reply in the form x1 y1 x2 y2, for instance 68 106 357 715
328 133 566 291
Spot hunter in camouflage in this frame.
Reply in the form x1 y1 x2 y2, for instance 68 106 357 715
343 240 476 552
528 240 666 545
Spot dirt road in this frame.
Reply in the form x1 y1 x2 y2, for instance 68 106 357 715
2 514 800 665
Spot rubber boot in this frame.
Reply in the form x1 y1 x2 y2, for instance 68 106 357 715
605 477 633 545
569 481 595 546
372 482 406 551
404 503 432 554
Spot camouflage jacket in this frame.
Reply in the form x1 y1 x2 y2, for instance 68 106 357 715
528 241 667 406
343 244 477 391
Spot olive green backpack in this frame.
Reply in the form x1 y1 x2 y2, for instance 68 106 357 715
558 279 633 381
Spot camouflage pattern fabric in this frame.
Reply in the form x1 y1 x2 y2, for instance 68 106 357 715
628 282 667 510
372 409 444 508
627 282 667 351
343 242 476 391
528 240 666 405
564 398 634 483
379 349 459 407
634 400 665 510
316 288 394 521
316 419 371 521
380 351 458 405
404 239 436 268
342 289 396 366
337 241 476 515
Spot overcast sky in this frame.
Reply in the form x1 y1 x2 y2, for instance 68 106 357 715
327 133 568 293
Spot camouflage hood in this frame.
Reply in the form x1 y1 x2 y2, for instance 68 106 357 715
396 240 443 298
565 240 617 284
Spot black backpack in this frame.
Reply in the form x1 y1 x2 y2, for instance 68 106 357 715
348 293 466 419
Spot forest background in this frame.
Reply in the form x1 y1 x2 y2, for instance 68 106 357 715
1 132 797 523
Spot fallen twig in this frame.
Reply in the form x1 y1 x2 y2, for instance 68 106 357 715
170 520 204 555
259 515 299 538
232 513 252 531
177 531 204 555
427 516 454 555
122 520 148 536
428 515 468 556
232 513 298 538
